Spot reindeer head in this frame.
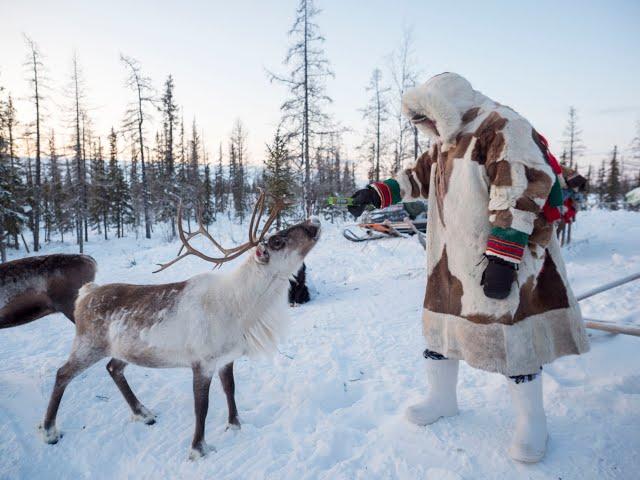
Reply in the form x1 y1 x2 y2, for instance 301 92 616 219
254 217 320 273
154 192 320 276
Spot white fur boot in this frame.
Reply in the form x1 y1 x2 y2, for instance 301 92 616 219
406 359 459 425
508 374 548 463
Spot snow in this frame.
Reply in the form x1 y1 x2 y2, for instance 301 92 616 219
1 210 639 479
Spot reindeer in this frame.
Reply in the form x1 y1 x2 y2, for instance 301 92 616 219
40 191 321 459
0 254 96 329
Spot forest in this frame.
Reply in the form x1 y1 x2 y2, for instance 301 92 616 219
1 0 639 263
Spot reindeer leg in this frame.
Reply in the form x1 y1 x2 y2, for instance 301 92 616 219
41 344 103 444
219 362 240 430
106 358 156 425
189 363 213 460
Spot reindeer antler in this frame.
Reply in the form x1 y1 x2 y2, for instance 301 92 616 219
153 189 290 273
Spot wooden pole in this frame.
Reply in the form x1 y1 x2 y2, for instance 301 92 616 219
584 319 640 337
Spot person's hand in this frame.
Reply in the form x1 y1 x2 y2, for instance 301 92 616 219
566 173 587 191
347 188 381 219
481 256 517 299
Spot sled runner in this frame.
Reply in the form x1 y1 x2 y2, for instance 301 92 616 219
343 219 427 243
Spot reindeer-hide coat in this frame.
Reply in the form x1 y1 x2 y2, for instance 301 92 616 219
397 73 589 376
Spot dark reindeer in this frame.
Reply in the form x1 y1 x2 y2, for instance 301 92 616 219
0 254 96 329
40 192 321 459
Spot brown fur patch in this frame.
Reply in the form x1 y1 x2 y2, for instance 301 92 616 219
404 168 420 197
465 312 513 325
491 209 513 229
461 107 481 124
424 247 463 316
524 166 553 200
452 132 474 159
413 150 434 198
528 215 554 248
487 160 512 186
515 196 540 213
471 112 508 165
75 282 187 337
513 250 569 323
486 132 505 165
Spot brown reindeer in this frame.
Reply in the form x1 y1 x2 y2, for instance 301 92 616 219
40 192 321 459
0 254 97 329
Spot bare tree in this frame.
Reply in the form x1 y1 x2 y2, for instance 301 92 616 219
388 28 420 171
121 54 154 239
23 35 46 251
269 0 334 216
360 68 390 182
563 107 585 170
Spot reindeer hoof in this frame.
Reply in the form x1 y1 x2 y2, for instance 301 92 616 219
189 442 215 460
132 406 156 425
225 420 241 431
38 424 61 444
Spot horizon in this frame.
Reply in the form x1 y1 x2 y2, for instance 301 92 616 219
2 0 640 178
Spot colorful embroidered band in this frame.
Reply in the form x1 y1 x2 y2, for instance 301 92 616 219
486 226 528 263
370 179 402 208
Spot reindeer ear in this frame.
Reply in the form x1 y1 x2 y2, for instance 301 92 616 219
255 244 270 264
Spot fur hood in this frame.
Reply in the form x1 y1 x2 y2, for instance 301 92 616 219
402 73 494 149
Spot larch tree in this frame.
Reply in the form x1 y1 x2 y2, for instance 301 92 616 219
563 107 585 170
388 28 419 171
121 54 154 239
68 52 88 252
360 68 390 182
24 35 46 251
269 0 334 216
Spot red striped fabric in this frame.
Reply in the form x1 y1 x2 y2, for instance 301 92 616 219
486 236 525 262
371 182 392 208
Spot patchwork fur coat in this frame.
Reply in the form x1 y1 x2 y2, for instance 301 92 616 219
379 73 589 376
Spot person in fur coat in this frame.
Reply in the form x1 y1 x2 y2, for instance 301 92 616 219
349 73 590 463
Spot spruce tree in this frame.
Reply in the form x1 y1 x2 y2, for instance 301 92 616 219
214 143 226 214
264 128 294 228
606 146 621 210
202 163 214 225
160 75 178 237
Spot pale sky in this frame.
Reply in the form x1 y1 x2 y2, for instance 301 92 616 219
2 0 639 177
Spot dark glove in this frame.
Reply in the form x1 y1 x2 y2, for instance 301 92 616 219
347 187 381 219
566 173 587 191
481 256 517 299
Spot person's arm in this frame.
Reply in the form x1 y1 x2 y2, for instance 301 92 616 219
482 158 555 298
348 147 435 218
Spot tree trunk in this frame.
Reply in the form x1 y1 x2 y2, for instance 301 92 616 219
32 50 41 252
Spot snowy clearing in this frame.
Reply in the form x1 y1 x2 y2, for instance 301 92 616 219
1 210 639 480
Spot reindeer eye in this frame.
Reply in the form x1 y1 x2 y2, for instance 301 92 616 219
268 236 286 250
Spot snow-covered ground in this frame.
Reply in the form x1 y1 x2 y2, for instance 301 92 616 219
1 210 639 480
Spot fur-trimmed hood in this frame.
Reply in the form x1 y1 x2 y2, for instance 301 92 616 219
402 73 493 149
